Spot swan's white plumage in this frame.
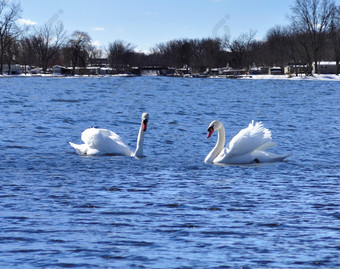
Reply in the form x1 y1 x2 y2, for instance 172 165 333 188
205 120 288 164
223 121 272 158
69 113 148 157
80 128 132 156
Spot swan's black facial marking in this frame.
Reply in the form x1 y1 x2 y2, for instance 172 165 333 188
253 158 260 163
207 125 214 138
142 119 148 131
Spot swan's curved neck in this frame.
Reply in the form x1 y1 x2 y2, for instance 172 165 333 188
133 123 145 158
205 126 225 163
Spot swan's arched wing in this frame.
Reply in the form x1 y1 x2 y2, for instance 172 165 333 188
81 128 122 146
256 141 277 151
81 128 132 155
226 121 273 158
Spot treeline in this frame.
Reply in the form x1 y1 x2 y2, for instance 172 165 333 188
0 0 339 75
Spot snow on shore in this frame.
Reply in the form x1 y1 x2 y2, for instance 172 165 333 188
242 74 340 81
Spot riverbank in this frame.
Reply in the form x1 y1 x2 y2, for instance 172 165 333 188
1 73 340 81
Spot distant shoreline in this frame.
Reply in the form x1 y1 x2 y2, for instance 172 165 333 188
1 73 340 81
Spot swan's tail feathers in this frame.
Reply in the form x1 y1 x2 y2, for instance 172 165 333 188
268 152 290 161
69 142 87 155
268 153 290 163
278 154 291 161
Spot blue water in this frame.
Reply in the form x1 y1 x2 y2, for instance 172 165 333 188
0 76 339 268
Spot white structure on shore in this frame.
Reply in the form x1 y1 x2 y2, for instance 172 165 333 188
2 64 30 75
316 61 338 74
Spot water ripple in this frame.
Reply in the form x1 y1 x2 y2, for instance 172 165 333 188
0 77 339 268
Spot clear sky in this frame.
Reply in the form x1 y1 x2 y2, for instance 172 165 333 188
17 0 338 53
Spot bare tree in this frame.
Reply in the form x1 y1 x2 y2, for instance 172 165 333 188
153 39 192 67
33 22 66 73
66 31 91 75
88 44 103 61
198 38 227 69
284 25 306 75
107 40 136 72
266 25 291 71
17 36 36 74
290 0 336 74
329 5 340 74
3 34 19 74
224 30 257 69
151 38 228 72
0 0 24 74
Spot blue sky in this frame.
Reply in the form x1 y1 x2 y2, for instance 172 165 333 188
18 0 334 52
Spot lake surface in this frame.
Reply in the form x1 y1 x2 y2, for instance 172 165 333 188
0 76 339 268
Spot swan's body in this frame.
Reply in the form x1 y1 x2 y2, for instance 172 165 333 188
205 120 288 164
69 113 148 158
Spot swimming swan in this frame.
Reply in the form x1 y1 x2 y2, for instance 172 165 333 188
69 113 149 158
205 120 288 164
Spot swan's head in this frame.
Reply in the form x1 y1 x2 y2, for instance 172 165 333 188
207 120 223 138
141 112 149 131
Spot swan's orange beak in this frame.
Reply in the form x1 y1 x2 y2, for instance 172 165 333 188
142 119 148 131
207 126 214 138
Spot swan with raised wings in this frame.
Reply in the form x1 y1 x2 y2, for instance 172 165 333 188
205 120 288 164
69 113 148 158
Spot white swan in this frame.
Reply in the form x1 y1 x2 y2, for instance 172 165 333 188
69 113 149 158
205 120 288 164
